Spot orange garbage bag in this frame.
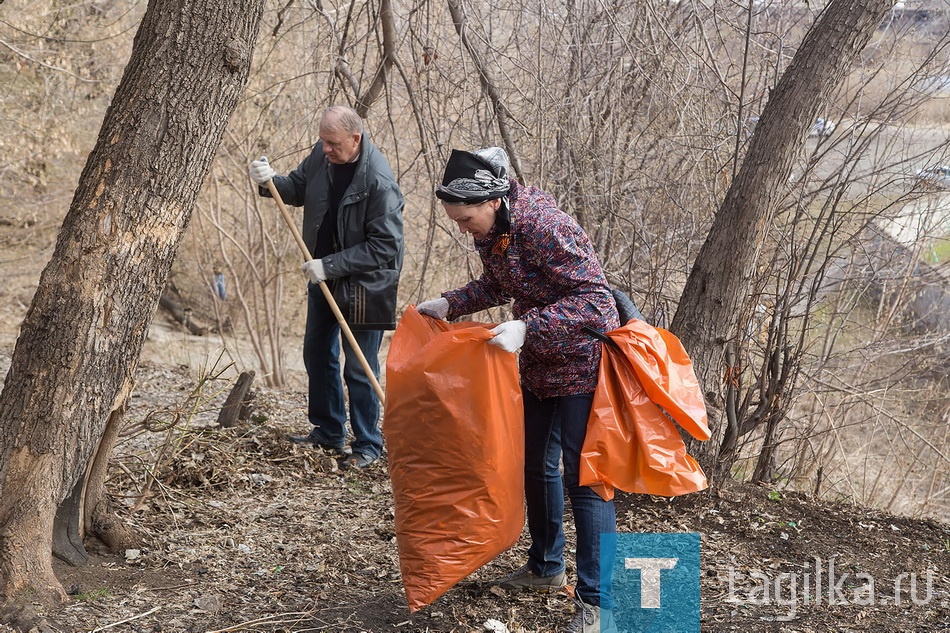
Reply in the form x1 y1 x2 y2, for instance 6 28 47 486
579 319 710 500
384 306 525 612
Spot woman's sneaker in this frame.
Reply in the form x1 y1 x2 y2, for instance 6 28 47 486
495 563 567 592
562 602 617 633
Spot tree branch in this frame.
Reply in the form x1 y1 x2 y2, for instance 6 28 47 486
355 0 396 117
444 0 524 181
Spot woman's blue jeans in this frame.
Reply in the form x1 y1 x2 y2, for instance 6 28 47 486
303 282 383 459
523 389 616 608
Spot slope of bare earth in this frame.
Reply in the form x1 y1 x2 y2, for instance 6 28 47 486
0 183 947 633
0 354 944 633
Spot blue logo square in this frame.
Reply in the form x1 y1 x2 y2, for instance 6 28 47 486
603 532 700 632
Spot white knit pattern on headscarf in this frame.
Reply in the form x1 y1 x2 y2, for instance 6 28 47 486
473 146 510 181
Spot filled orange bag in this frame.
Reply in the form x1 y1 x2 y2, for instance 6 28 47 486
384 307 525 612
579 319 711 500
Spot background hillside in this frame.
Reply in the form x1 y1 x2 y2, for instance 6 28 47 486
0 353 944 632
3 0 947 516
0 1 948 630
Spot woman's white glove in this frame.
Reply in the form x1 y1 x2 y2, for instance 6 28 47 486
249 156 277 185
488 320 527 353
416 297 449 320
301 258 326 284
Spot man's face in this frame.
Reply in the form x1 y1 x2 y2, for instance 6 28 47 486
320 125 361 164
443 199 500 240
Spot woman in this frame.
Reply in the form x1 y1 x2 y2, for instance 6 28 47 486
417 147 619 633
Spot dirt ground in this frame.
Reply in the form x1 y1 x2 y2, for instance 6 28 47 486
0 356 940 633
0 215 947 633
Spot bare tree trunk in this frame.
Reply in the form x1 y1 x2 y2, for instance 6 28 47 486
354 0 396 117
669 0 895 484
0 0 264 625
159 286 210 336
84 396 138 554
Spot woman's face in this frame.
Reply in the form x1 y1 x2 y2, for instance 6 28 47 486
442 198 501 240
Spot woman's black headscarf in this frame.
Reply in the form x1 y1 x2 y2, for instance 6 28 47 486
435 147 512 252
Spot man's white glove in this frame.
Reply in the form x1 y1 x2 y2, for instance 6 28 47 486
249 156 277 185
488 320 527 353
416 297 449 320
301 258 326 284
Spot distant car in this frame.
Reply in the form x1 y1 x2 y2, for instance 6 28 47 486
808 118 835 137
915 165 950 189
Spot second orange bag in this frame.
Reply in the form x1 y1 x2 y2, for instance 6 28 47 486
579 319 710 500
384 307 525 612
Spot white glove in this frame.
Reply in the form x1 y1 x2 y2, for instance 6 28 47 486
301 258 326 284
416 297 449 320
249 156 277 185
488 320 527 353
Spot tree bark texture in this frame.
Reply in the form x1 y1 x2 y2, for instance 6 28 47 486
0 0 264 614
84 400 139 554
669 0 895 482
353 0 396 117
217 370 256 428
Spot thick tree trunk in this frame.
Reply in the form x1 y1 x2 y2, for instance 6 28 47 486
669 0 895 484
0 0 264 622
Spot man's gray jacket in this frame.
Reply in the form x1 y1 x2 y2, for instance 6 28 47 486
265 134 404 330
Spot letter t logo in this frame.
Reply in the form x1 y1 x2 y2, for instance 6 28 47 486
625 558 679 608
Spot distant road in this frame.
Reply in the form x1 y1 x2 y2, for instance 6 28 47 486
805 119 950 198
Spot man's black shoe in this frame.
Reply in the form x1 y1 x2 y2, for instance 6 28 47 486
340 452 377 470
287 434 349 456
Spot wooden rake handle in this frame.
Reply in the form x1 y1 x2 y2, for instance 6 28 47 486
265 179 386 405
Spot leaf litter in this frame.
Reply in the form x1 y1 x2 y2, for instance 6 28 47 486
0 359 947 632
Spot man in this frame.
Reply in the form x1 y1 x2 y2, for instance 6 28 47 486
249 105 404 470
